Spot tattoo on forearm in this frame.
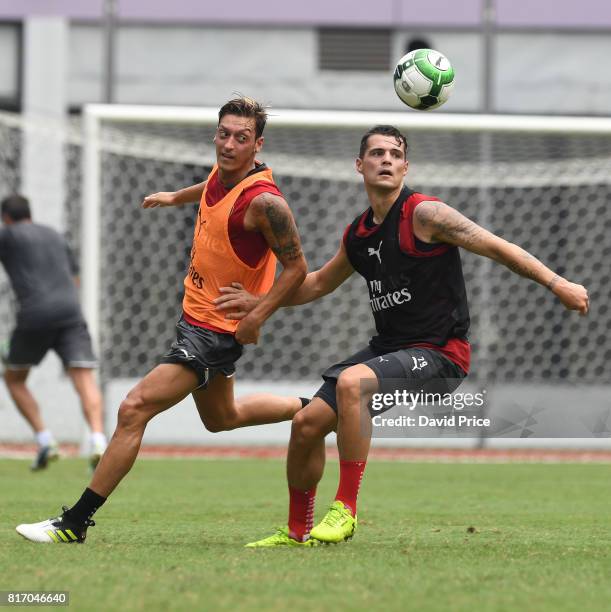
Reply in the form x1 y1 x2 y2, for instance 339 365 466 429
417 202 547 284
505 252 540 280
262 198 303 262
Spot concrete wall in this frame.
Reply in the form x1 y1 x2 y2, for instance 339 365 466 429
63 23 611 114
495 32 611 114
21 17 67 230
0 24 19 101
67 25 482 111
1 2 610 450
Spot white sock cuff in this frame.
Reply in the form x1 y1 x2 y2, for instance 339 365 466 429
91 431 107 447
35 430 54 448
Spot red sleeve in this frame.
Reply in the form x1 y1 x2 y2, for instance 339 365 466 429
399 194 450 257
342 224 351 247
242 181 283 201
229 182 284 230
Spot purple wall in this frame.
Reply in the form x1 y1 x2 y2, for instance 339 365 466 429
119 0 396 26
1 0 611 29
116 0 483 27
397 1 482 26
496 0 611 28
0 1 103 20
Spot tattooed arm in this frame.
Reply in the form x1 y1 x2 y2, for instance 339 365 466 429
231 192 307 344
413 200 589 315
215 238 354 318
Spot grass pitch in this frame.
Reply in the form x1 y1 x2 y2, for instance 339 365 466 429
1 457 610 611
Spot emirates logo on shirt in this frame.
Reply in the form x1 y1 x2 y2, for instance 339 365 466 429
368 279 411 313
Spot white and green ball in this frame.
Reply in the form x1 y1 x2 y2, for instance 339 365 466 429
393 49 455 111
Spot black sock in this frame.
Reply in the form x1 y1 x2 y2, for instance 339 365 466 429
66 488 107 525
299 397 311 409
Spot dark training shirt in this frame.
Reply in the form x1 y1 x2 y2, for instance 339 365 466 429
0 222 84 330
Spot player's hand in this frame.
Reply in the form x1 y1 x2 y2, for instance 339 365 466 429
214 283 261 320
235 314 262 345
552 278 589 315
141 192 178 208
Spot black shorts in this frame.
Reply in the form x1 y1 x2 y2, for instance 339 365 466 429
314 344 467 413
5 322 98 370
160 316 243 389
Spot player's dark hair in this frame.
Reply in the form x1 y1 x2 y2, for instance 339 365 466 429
218 96 268 139
359 125 408 159
1 194 31 221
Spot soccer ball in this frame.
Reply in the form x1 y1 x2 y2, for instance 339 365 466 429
393 49 455 111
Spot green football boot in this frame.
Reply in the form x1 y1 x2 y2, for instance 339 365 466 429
245 527 319 548
309 501 357 543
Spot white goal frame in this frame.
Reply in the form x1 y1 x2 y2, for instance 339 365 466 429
81 104 611 355
79 105 611 449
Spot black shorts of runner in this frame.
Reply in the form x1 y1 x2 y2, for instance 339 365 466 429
5 321 98 370
314 344 467 414
159 316 243 389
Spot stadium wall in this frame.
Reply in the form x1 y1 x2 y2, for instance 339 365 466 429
3 12 611 115
1 2 610 452
67 24 611 115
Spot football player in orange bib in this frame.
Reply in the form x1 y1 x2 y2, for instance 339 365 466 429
16 97 307 544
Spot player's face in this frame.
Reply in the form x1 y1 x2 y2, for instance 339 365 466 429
356 134 408 190
214 115 263 174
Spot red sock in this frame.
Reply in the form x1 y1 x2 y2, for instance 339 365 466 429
335 460 366 516
288 486 316 542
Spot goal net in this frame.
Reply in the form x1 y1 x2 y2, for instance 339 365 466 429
0 114 19 343
1 106 610 398
79 107 611 389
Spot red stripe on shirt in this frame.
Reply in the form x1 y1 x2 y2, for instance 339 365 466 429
182 311 234 335
205 173 283 268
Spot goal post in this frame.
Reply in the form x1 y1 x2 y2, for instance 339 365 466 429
2 104 611 445
81 104 611 372
78 104 611 446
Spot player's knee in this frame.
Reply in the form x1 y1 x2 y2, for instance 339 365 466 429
4 372 16 388
117 393 149 430
336 370 362 405
291 409 325 445
4 370 26 387
202 419 229 433
200 408 239 433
